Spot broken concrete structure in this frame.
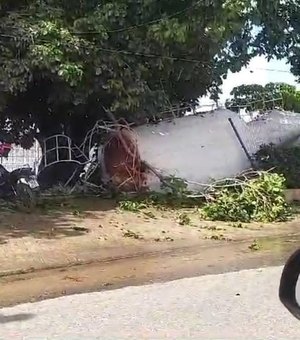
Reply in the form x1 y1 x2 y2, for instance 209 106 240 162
132 109 300 191
37 108 300 193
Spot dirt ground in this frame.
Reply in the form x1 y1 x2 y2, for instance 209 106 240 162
0 196 299 306
0 197 300 273
0 234 299 307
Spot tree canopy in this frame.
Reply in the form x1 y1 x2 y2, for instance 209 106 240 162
0 0 300 147
225 82 300 113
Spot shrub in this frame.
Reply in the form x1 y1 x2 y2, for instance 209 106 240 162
202 172 290 222
254 143 300 188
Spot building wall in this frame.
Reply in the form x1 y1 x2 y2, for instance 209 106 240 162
134 109 300 191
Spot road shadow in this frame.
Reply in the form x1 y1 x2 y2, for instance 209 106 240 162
0 197 118 243
0 313 35 324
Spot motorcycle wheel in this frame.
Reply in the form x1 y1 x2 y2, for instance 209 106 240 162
15 183 36 211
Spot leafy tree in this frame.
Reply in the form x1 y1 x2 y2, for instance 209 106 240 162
225 82 300 113
225 84 266 112
0 0 233 146
0 0 299 148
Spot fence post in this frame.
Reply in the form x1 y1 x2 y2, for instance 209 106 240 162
228 118 256 169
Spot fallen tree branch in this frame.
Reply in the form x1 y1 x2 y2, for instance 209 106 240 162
103 106 179 192
141 160 178 191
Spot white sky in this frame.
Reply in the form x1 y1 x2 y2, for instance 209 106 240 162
198 56 300 108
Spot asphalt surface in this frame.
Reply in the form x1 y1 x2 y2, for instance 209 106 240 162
0 266 299 339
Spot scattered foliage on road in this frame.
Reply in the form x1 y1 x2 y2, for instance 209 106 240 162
249 240 261 251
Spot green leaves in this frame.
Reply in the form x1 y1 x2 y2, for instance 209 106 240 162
202 172 290 223
58 63 83 86
226 82 300 113
148 19 188 44
0 0 300 147
255 144 300 189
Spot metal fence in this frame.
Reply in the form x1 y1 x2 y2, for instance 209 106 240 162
0 140 42 174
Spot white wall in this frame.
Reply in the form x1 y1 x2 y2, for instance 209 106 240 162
134 109 300 191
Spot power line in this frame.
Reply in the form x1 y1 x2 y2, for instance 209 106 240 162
0 33 296 72
97 48 296 73
1 1 203 35
0 5 297 74
0 32 210 65
96 47 210 65
74 1 202 35
250 67 292 73
0 35 296 72
78 46 298 73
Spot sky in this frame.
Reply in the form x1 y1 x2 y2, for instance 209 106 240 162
198 57 300 109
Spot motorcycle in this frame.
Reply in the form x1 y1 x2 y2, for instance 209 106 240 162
0 164 39 209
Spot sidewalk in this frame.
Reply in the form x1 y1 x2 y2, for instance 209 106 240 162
1 220 299 277
0 197 299 277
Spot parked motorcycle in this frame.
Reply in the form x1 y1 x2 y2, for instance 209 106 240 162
0 164 39 209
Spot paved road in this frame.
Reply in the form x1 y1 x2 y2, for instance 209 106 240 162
0 266 299 339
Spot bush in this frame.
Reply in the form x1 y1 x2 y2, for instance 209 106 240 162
202 172 290 222
254 143 300 188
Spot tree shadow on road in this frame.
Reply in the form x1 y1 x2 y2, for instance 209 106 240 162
0 196 118 244
0 313 35 324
